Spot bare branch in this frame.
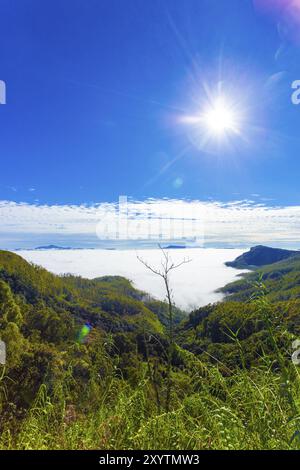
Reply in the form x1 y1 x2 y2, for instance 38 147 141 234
157 244 192 273
169 257 192 271
136 255 164 278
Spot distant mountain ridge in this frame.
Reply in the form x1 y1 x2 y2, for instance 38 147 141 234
35 245 73 250
15 245 87 251
226 245 299 269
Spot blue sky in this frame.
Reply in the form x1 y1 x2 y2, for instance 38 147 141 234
0 0 300 248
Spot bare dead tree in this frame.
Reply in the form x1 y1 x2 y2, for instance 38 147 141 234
137 244 191 412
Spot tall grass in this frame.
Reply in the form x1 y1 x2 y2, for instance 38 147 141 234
1 358 300 450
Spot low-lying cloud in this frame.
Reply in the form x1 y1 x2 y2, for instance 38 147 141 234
18 248 248 311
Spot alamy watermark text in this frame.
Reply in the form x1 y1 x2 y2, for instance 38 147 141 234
291 80 300 105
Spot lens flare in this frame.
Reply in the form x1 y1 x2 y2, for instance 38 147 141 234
254 0 300 44
78 323 91 344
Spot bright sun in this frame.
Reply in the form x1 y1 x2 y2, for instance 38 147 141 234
181 96 240 139
202 99 238 136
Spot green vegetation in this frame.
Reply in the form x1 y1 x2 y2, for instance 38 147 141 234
222 253 300 302
1 249 300 450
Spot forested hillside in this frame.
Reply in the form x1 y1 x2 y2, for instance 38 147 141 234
178 253 300 367
1 249 300 450
222 254 300 302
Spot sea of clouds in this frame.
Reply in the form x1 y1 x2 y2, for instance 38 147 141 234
18 248 248 311
1 198 300 250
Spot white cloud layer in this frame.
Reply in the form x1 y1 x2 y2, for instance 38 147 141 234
0 198 299 249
